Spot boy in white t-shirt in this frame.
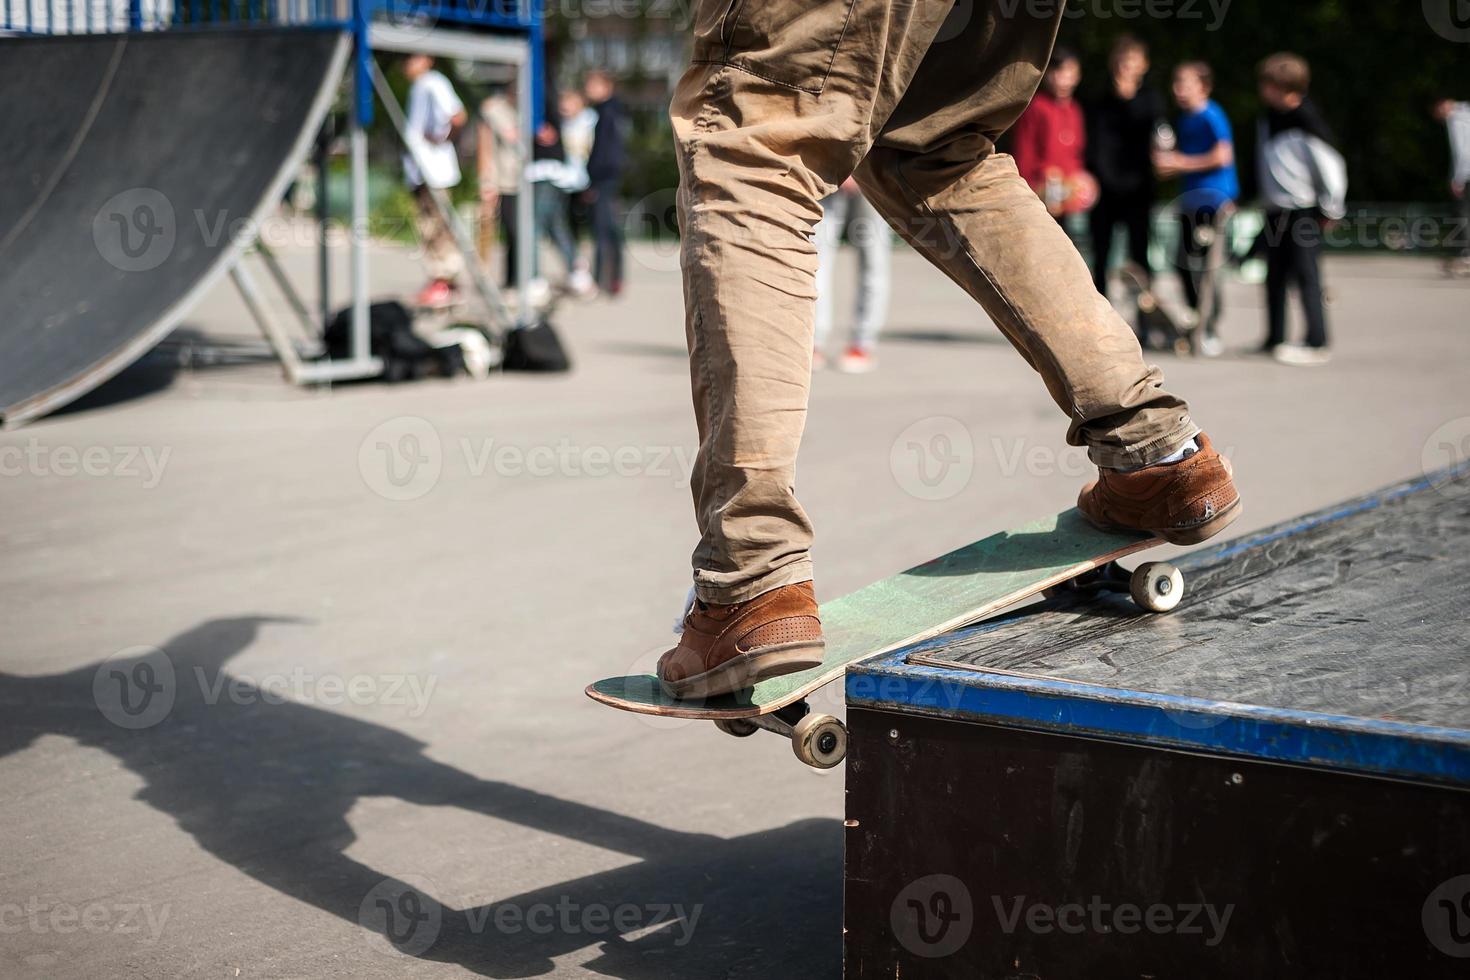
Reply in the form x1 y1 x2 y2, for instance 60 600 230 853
402 55 468 308
1432 97 1470 274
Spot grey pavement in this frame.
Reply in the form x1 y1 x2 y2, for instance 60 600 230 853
2 233 1468 978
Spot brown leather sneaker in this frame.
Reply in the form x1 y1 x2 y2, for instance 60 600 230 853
1077 433 1242 545
657 582 825 700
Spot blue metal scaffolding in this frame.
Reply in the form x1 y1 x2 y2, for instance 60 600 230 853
4 0 545 382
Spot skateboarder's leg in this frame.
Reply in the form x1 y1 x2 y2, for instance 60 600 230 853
852 10 1194 470
670 1 950 604
660 0 954 698
852 3 1238 541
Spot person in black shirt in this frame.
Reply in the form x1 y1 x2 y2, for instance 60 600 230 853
584 70 627 296
1086 35 1165 299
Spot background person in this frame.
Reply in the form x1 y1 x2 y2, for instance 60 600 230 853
584 70 627 297
559 88 599 293
813 178 891 373
477 85 522 291
1156 61 1238 357
526 116 583 297
1086 35 1165 296
1011 47 1097 220
401 55 468 309
1431 96 1470 275
1256 53 1346 366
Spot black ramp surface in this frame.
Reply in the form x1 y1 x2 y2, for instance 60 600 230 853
906 465 1470 729
0 29 348 426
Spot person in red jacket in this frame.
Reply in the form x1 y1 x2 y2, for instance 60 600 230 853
1012 47 1097 218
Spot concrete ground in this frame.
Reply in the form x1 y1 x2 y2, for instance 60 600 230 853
3 232 1468 979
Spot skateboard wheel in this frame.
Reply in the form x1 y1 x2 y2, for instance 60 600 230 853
1130 561 1184 613
791 713 847 769
714 718 758 739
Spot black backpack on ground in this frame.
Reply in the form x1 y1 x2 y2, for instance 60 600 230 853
323 301 461 381
501 320 571 372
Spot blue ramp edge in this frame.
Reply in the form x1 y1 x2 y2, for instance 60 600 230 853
845 653 1470 787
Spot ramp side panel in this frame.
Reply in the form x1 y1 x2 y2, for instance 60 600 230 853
0 29 350 426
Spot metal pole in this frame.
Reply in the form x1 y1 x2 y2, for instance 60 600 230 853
515 34 534 327
315 119 332 332
231 262 304 384
349 1 371 364
256 242 321 341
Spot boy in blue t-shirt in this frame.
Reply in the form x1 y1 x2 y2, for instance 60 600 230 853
1155 61 1238 354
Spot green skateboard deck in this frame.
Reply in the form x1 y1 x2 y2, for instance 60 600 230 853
586 508 1173 721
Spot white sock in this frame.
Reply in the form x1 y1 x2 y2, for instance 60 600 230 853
1115 437 1198 472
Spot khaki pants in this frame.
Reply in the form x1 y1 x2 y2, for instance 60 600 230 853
414 186 464 283
676 0 1198 602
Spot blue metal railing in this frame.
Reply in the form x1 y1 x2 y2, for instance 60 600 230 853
1 0 544 151
0 0 538 36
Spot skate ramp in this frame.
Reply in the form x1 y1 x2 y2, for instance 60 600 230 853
0 28 348 426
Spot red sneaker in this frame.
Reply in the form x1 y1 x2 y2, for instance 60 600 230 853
415 279 454 308
836 346 876 373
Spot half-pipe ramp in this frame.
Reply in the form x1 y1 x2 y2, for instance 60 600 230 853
0 28 348 426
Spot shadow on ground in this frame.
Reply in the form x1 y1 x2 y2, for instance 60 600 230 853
881 326 1004 346
50 327 287 419
0 618 841 978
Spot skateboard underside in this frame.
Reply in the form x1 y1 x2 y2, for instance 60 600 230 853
586 509 1166 723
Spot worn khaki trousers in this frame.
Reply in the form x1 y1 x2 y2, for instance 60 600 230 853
675 0 1198 602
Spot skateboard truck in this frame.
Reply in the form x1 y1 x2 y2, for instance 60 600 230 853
714 701 849 770
1043 560 1183 613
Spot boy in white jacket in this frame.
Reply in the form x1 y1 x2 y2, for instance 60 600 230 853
1256 53 1346 366
1432 98 1470 274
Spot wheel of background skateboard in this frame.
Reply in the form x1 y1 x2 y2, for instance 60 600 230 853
1130 561 1184 613
714 718 758 738
791 713 847 769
